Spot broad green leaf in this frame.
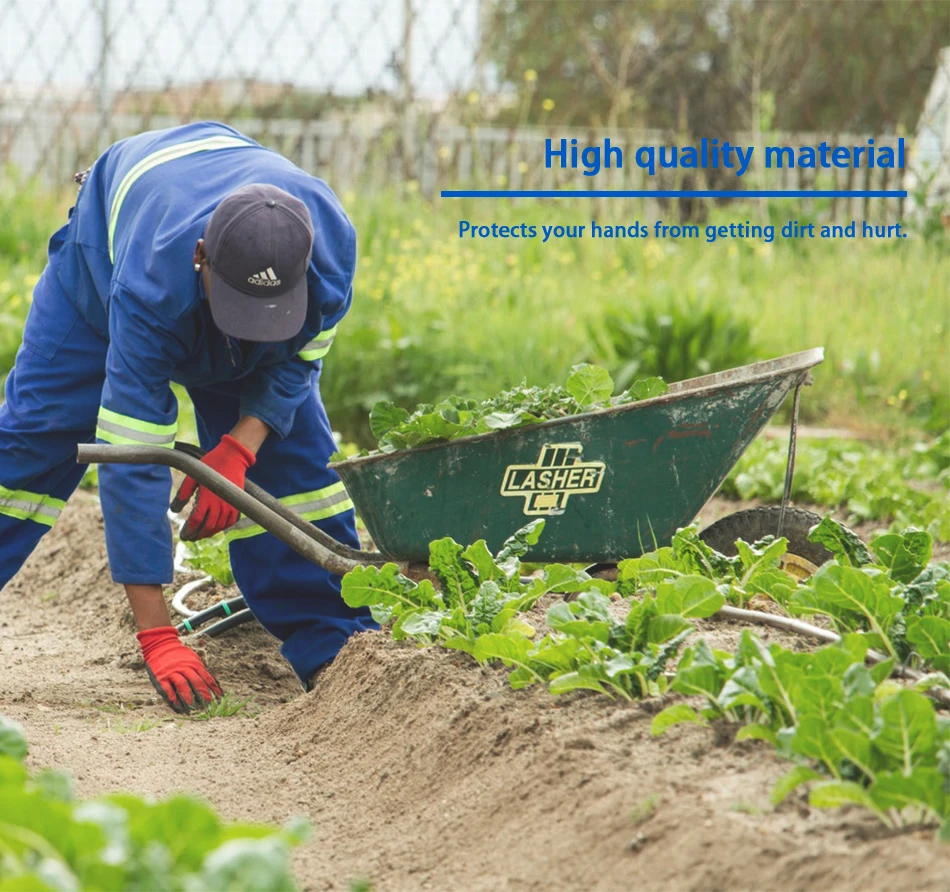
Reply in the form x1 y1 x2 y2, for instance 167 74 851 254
904 564 950 612
830 728 875 779
735 724 777 745
461 539 503 585
869 658 895 685
532 564 601 596
771 765 822 805
906 616 950 660
528 636 582 674
803 564 904 652
671 527 738 579
498 616 536 639
616 549 682 594
671 640 726 701
0 716 27 761
429 537 478 608
736 536 789 588
472 632 534 668
807 516 872 567
565 363 614 406
369 400 410 439
869 768 947 819
0 754 28 789
495 520 544 577
393 609 446 640
869 530 933 583
548 670 607 696
650 703 707 736
508 666 539 690
808 781 889 822
655 575 725 619
646 614 693 645
842 664 876 699
341 564 438 614
623 376 669 401
873 690 938 773
717 666 768 716
789 716 842 774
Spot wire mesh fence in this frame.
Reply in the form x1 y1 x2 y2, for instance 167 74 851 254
0 0 947 221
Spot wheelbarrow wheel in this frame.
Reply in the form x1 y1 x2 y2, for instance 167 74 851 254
699 506 832 580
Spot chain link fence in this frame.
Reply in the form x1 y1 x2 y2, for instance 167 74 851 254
0 0 947 221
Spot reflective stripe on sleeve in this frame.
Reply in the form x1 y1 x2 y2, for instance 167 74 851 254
225 481 353 541
297 325 338 361
108 135 253 262
0 484 66 527
96 407 177 448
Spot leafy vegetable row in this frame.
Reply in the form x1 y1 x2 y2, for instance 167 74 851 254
340 517 950 837
723 432 950 540
652 632 950 838
0 717 305 891
363 363 667 454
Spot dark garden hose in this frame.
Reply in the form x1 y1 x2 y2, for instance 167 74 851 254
193 608 254 638
171 442 386 565
77 443 401 578
175 595 248 635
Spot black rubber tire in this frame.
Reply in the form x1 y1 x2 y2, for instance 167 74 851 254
699 506 832 567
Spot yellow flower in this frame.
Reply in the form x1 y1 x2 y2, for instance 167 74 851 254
496 174 508 186
524 69 537 83
517 161 529 174
23 273 40 287
406 180 419 193
467 91 479 105
438 145 451 160
898 389 908 401
541 98 555 111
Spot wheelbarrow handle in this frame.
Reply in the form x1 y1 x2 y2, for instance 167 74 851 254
171 442 386 566
77 443 403 578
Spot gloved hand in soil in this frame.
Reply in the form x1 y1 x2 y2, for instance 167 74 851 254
171 434 255 540
137 626 223 713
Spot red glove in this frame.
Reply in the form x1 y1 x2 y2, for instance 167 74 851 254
171 434 255 540
138 626 223 713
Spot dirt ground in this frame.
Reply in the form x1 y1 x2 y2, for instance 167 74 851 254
2 493 948 892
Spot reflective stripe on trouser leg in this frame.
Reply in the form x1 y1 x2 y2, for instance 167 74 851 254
0 484 66 527
187 381 376 685
224 482 353 541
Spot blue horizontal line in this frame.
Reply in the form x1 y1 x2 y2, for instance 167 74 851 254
441 189 907 199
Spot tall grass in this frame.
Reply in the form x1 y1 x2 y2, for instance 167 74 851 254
1 181 946 444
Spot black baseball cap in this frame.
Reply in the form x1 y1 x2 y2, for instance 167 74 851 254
204 184 314 342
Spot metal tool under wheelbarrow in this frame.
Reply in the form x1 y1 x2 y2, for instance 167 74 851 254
77 347 826 635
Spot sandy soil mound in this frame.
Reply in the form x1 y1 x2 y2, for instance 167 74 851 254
1 495 947 891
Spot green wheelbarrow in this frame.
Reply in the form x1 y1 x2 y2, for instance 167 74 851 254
77 348 826 632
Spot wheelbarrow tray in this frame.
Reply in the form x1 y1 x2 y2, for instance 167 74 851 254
332 348 824 563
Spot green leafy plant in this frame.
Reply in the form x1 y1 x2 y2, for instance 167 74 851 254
586 296 758 391
0 715 307 890
367 364 667 453
722 434 950 540
344 522 723 699
651 630 950 837
180 535 235 586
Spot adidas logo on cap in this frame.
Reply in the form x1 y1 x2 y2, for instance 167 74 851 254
248 267 282 287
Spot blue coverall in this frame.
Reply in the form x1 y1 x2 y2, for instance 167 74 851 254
0 122 375 683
